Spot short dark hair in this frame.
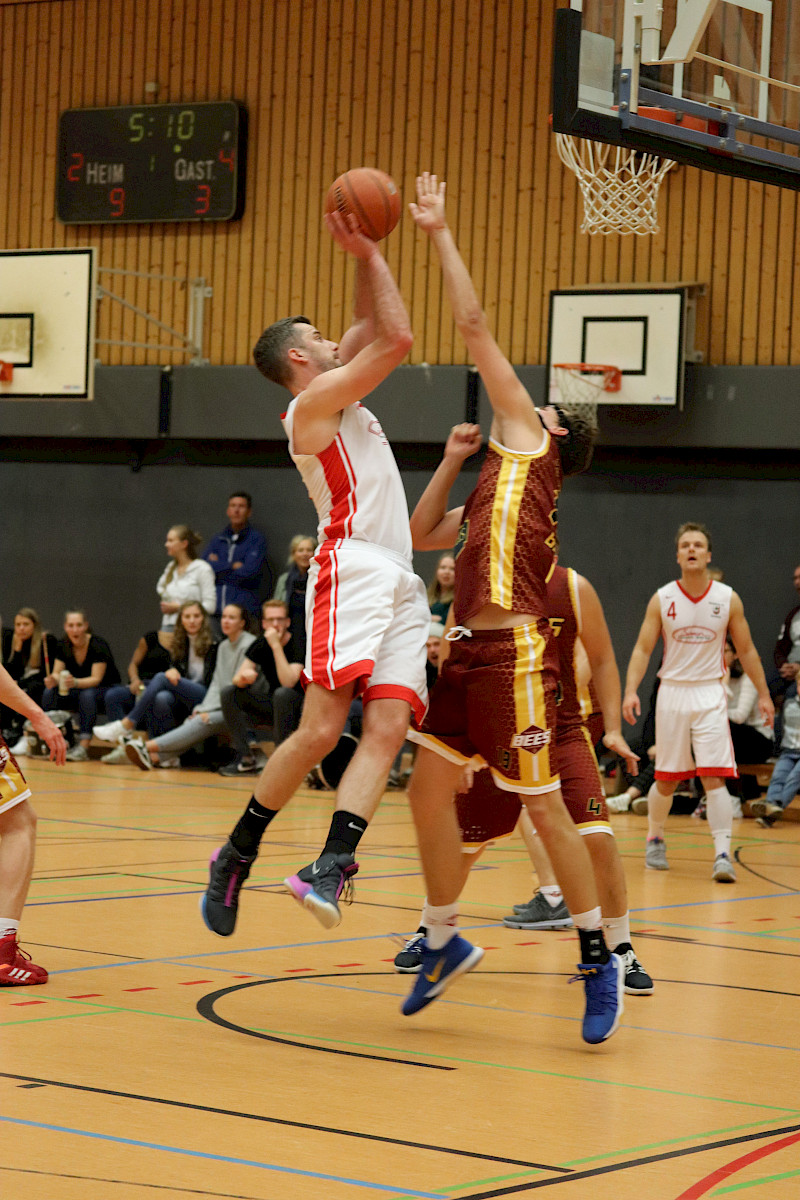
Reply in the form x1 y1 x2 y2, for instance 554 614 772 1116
228 491 252 508
675 522 712 552
553 405 598 476
252 315 312 388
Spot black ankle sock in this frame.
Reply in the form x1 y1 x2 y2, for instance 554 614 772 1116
230 796 279 857
578 928 610 965
323 810 368 858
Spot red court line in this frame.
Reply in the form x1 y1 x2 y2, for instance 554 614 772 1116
675 1130 800 1198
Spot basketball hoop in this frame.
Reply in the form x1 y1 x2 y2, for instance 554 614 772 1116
0 362 13 383
554 110 709 236
552 363 621 417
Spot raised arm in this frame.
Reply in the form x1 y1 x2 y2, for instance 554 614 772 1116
622 593 663 725
728 593 775 728
409 423 482 550
336 258 375 364
410 174 543 448
292 212 412 451
576 575 639 775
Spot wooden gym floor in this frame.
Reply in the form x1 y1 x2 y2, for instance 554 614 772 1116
3 759 800 1200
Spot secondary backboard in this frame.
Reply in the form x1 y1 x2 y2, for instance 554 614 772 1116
0 248 96 399
552 1 800 190
547 286 690 407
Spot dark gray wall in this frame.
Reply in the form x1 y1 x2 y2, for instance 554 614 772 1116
1 457 797 700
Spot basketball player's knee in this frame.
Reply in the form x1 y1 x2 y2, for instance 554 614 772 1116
0 800 36 841
523 793 570 837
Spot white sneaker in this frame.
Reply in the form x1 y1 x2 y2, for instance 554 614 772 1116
100 744 129 764
10 735 29 757
93 719 128 744
66 743 89 762
607 793 632 813
157 756 181 769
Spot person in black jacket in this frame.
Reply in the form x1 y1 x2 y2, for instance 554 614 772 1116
1 608 60 754
92 602 218 745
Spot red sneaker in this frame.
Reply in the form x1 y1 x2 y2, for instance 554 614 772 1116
0 933 48 985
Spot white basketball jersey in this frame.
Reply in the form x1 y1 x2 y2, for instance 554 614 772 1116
282 399 412 562
658 579 732 684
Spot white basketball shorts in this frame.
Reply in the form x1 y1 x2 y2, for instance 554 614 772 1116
303 540 429 725
654 679 737 780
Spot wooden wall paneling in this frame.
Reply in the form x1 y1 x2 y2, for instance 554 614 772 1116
741 181 764 364
18 4 38 251
260 1 288 334
505 4 531 363
4 5 25 248
756 183 779 365
490 1 516 356
469 2 496 338
174 0 197 366
677 166 700 290
404 0 432 364
663 171 683 287
693 169 717 360
29 2 50 249
787 194 800 362
772 189 797 365
98 2 123 365
445 1 477 365
434 0 464 365
220 0 246 366
201 0 227 367
245 0 270 351
724 177 748 362
708 173 732 363
205 0 230 363
40 3 62 252
230 0 261 364
329 0 360 336
0 6 11 246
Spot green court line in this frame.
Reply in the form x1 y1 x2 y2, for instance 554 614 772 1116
5 993 798 1116
436 1169 541 1191
563 1117 791 1166
638 919 800 944
713 1167 800 1193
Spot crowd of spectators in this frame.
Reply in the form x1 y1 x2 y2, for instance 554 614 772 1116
2 520 798 819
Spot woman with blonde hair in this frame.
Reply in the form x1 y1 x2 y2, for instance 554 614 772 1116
156 524 216 633
273 534 317 663
1 608 60 754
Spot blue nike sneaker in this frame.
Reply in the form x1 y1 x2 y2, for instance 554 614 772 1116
570 952 624 1044
401 935 484 1015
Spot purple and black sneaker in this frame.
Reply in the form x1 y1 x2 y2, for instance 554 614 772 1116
285 852 359 930
200 841 256 937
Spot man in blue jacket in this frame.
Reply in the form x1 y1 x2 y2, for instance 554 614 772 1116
203 492 268 624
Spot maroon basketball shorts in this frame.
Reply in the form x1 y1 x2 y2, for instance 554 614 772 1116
408 622 560 795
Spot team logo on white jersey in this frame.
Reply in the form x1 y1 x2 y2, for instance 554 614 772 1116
367 419 389 446
673 626 715 643
511 724 551 753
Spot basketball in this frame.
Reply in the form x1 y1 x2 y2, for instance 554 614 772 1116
324 168 402 241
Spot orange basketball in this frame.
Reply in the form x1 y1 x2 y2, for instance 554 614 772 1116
324 168 402 241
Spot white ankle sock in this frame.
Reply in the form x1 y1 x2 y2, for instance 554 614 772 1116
540 885 564 908
603 912 631 949
0 919 20 938
425 902 459 950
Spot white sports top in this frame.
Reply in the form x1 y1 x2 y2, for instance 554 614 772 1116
658 579 732 684
282 399 412 563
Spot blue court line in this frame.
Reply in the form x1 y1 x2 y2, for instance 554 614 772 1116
0 1117 442 1197
629 891 800 913
631 919 800 943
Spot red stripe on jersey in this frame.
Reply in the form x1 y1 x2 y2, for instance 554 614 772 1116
318 434 358 543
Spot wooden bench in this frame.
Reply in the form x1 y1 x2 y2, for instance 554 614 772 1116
739 763 800 822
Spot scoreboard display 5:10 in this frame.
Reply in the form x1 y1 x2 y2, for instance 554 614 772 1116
57 101 247 224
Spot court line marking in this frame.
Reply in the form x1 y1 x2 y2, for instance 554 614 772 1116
673 1130 800 1199
0 1071 564 1172
714 1165 800 1193
0 1117 443 1198
452 1124 800 1198
0 1167 259 1199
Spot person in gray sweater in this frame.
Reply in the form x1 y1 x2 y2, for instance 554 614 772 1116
125 604 255 770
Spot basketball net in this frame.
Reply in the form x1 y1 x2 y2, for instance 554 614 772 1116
555 133 675 236
552 364 621 423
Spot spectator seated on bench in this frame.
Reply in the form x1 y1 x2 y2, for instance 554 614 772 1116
42 609 121 763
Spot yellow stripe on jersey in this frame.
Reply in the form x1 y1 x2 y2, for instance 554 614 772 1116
509 622 557 792
489 454 529 608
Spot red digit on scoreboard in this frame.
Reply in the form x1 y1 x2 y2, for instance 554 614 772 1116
218 148 235 172
67 152 84 183
110 187 125 217
195 184 211 215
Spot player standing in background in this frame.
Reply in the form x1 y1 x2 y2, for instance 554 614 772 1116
400 174 624 1045
623 522 774 881
201 207 429 938
0 663 66 985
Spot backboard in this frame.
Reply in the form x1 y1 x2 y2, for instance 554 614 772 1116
547 286 692 407
552 1 800 190
0 248 96 399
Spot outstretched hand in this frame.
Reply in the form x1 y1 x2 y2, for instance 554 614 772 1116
602 730 640 778
28 710 67 766
409 172 447 234
324 210 377 260
444 423 483 463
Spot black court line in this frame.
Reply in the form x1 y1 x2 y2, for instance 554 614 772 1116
734 847 800 892
0 1168 258 1199
199 975 454 1070
457 1121 800 1197
0 1072 569 1173
636 931 800 960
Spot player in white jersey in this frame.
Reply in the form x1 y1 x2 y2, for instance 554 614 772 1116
623 523 774 882
202 209 430 938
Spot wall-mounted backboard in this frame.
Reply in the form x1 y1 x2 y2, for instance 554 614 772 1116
0 248 96 399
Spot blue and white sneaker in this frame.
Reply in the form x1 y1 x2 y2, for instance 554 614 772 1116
401 935 484 1015
570 952 624 1044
